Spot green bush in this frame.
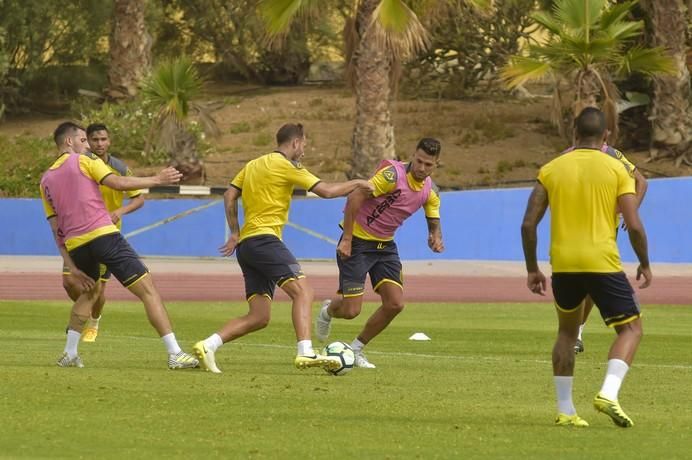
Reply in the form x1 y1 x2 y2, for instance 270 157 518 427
0 134 55 197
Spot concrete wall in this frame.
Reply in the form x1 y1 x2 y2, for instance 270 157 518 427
3 177 690 262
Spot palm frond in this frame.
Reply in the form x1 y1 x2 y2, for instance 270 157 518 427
371 0 430 58
599 0 637 29
530 10 562 36
259 0 320 37
601 19 643 41
614 46 677 78
501 56 553 88
553 0 605 31
142 57 203 123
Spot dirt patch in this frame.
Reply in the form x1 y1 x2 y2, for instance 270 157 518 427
1 84 690 189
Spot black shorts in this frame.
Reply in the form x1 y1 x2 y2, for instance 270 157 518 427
337 236 403 297
236 235 304 300
63 264 111 282
552 272 641 327
69 232 149 288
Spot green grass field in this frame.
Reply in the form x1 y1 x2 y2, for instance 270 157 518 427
1 300 691 459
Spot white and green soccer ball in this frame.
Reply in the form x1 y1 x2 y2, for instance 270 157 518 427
322 341 355 376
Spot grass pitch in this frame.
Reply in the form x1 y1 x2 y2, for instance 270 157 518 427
1 300 691 459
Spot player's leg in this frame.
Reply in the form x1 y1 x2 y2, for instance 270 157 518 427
82 266 109 343
551 273 589 427
316 236 371 342
575 295 595 353
99 233 197 369
589 273 642 427
349 243 404 369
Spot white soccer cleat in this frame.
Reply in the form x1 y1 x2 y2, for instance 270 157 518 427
56 352 84 368
354 351 376 369
167 351 199 370
315 299 332 342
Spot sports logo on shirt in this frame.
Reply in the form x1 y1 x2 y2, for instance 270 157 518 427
382 166 397 183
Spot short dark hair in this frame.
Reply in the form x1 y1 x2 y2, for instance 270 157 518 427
86 123 109 137
416 138 441 157
276 123 305 145
53 121 85 147
574 107 606 140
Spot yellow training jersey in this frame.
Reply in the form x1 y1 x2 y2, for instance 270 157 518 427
352 163 440 241
538 148 636 273
230 152 321 242
99 154 142 230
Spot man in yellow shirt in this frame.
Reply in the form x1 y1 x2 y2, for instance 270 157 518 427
62 123 145 342
521 108 652 428
193 123 373 373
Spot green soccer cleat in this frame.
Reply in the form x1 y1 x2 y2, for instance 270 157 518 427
167 351 199 370
81 327 98 343
555 413 589 427
56 352 84 368
193 341 222 374
593 393 634 427
294 354 340 371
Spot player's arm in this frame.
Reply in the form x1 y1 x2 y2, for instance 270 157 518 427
520 182 549 295
619 193 652 288
311 179 373 199
110 195 144 225
101 167 181 191
219 186 241 257
47 217 95 292
424 188 443 253
337 189 371 259
633 169 648 207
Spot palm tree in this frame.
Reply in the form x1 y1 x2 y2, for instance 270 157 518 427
142 57 220 183
260 0 490 178
640 0 692 165
106 0 151 100
502 0 674 143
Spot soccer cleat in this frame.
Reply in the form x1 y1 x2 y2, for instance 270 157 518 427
167 351 199 370
193 341 222 374
56 352 84 368
574 339 584 354
294 354 340 371
555 413 589 427
354 351 376 369
315 300 332 342
81 327 98 343
593 393 634 427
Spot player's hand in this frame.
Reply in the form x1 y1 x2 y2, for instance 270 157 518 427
428 234 444 253
636 264 652 289
156 167 183 185
356 180 374 195
219 234 239 257
337 238 352 259
110 210 122 225
72 269 96 292
527 270 547 296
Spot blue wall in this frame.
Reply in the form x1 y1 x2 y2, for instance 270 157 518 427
3 177 691 262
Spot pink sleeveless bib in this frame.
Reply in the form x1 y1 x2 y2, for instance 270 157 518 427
355 159 432 239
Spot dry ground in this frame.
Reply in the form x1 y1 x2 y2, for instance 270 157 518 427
1 84 689 189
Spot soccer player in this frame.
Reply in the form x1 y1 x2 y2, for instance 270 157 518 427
41 121 199 370
563 142 648 354
193 123 373 374
61 123 145 342
521 107 651 428
315 138 444 369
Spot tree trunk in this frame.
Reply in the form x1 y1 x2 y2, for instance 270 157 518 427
349 0 395 179
641 0 692 162
106 0 151 101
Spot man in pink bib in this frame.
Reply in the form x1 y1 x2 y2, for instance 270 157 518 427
40 121 198 370
316 138 444 368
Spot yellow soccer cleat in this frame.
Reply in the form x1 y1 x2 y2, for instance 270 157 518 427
294 354 340 371
593 393 634 427
81 327 98 343
193 341 222 374
555 413 589 427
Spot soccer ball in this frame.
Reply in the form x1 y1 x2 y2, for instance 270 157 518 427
322 341 355 376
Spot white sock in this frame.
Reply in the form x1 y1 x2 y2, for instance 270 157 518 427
577 323 585 341
554 376 576 415
64 330 81 358
297 339 315 356
350 338 365 353
600 359 629 400
87 315 101 328
161 332 182 355
203 333 223 353
320 304 332 321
